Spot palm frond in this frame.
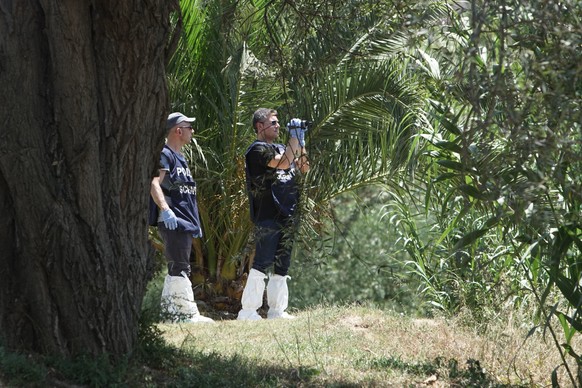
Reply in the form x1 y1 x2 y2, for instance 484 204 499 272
293 60 423 203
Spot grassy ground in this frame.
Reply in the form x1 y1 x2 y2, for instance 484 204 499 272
143 305 573 387
0 304 577 387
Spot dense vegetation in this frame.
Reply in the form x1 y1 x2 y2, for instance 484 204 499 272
1 0 579 385
162 0 581 385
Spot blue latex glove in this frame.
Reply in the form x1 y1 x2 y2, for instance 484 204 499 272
287 118 307 147
161 209 178 230
298 127 306 147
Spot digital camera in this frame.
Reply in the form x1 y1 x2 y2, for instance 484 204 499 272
289 119 312 129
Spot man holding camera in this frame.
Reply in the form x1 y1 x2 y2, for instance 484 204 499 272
237 108 310 320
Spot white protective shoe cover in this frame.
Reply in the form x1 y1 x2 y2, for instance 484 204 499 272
161 273 214 324
237 269 267 321
267 274 295 319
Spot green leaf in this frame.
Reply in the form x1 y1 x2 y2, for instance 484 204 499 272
436 160 466 172
434 141 463 153
553 273 582 312
458 184 488 200
484 216 499 228
428 100 463 136
432 172 459 183
453 228 489 250
557 311 582 333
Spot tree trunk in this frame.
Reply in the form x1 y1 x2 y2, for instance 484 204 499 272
0 0 176 358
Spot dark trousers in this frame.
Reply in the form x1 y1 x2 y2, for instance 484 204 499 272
158 226 192 277
251 219 295 276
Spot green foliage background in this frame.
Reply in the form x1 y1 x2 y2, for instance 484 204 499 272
292 188 423 314
159 0 582 384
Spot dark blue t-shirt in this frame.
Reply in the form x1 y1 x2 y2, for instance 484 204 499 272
245 141 299 222
158 145 202 237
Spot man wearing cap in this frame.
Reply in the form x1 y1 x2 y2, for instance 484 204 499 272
150 112 214 323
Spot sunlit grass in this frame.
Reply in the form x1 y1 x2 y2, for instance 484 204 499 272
154 304 574 387
1 304 576 387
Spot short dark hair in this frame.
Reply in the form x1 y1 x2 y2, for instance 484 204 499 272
252 108 277 133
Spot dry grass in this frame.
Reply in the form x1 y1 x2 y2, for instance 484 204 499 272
158 305 578 387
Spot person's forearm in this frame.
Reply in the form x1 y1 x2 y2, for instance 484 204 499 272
271 137 301 169
151 179 170 211
285 137 302 159
296 148 310 173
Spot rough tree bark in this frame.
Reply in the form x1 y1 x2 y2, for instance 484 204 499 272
0 0 177 357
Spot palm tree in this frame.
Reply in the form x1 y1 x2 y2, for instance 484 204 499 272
159 0 430 313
